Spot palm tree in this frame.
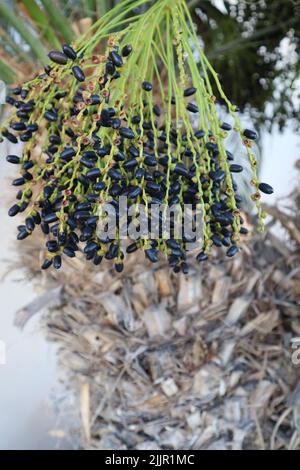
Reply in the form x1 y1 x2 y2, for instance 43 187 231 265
2 0 300 450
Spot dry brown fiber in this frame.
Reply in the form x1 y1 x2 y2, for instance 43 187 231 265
13 165 300 450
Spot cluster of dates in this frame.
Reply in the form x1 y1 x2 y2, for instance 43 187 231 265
1 43 273 273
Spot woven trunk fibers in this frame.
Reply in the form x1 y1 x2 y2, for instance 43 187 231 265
14 167 300 450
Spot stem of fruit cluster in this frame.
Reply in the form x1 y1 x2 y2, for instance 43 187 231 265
2 0 274 274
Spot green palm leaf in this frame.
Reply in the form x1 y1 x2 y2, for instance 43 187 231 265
39 0 74 44
0 56 16 83
0 2 47 63
20 0 61 49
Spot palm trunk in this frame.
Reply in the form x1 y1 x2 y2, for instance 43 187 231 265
14 164 300 450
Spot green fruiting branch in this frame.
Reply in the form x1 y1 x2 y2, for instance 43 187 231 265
1 0 274 273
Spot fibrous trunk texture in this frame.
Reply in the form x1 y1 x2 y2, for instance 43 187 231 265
14 165 300 450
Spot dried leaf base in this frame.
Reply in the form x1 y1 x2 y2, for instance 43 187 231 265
13 168 300 450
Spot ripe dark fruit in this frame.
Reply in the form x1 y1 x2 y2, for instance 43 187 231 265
181 262 189 274
27 124 38 132
121 44 132 57
115 262 124 273
86 168 101 179
53 255 62 269
108 168 122 181
243 129 257 140
186 103 198 113
132 115 141 124
196 252 208 262
142 81 153 92
119 127 135 139
109 51 123 67
61 147 76 160
12 86 22 95
48 50 68 65
259 182 274 195
11 122 26 131
41 259 53 270
41 222 50 235
212 234 222 247
126 242 138 254
44 213 59 224
226 151 234 161
194 130 205 139
2 130 18 143
123 158 138 170
62 44 77 60
6 155 20 164
49 134 61 144
128 187 142 199
129 145 139 157
226 245 239 257
12 177 25 186
47 240 59 252
94 181 106 191
6 96 16 106
153 105 161 116
184 87 196 97
106 61 115 75
230 164 243 173
110 184 122 196
25 217 35 232
72 66 85 82
93 254 103 266
112 118 121 129
144 155 157 167
75 202 91 211
20 132 32 142
174 163 190 179
20 90 28 99
84 241 98 255
221 237 230 247
44 65 52 75
214 170 226 182
105 243 118 259
221 122 232 131
81 157 95 168
145 248 158 263
8 204 20 217
17 230 29 240
44 111 58 122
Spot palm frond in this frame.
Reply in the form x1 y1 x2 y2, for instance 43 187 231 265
0 56 17 83
0 2 47 63
39 0 75 43
18 0 61 49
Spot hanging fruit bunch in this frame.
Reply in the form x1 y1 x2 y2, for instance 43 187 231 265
1 0 274 274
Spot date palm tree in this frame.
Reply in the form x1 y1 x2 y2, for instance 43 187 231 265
2 0 300 450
